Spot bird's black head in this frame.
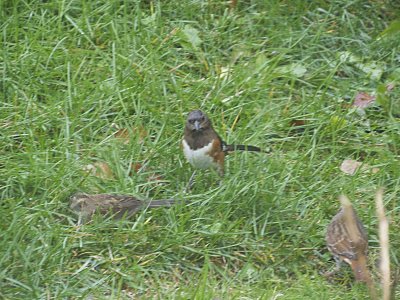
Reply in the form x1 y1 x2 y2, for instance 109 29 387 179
185 110 211 131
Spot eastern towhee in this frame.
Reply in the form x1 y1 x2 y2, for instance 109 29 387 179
182 110 262 187
325 195 372 283
70 193 175 223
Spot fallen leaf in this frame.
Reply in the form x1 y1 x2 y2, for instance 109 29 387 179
113 127 147 144
147 174 165 183
129 162 144 176
290 119 306 127
83 161 114 179
340 159 362 175
288 119 308 135
128 162 164 183
353 92 376 109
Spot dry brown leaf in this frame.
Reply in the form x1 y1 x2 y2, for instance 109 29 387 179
353 92 376 109
129 162 165 184
129 162 145 176
114 127 147 144
83 161 114 179
290 119 306 127
340 159 362 175
147 174 165 183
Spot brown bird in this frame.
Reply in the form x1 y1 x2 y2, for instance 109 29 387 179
325 195 372 283
70 193 175 223
182 110 262 188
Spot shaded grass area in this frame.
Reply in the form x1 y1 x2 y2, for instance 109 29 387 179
1 0 400 298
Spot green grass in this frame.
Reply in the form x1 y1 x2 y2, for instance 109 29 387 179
1 0 400 298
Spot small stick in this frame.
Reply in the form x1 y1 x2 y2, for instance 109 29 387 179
376 188 390 300
340 196 378 299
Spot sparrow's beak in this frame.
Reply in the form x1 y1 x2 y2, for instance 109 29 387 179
194 120 201 131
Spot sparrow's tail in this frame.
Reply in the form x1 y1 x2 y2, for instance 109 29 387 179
146 199 176 208
111 199 175 219
350 256 373 283
351 256 378 298
223 144 263 153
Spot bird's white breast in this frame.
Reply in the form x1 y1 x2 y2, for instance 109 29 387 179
182 139 217 169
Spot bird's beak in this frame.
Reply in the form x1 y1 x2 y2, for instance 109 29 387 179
194 120 201 131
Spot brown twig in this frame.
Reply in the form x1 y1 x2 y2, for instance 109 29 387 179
340 196 377 300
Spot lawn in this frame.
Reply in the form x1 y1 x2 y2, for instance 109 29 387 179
1 0 400 299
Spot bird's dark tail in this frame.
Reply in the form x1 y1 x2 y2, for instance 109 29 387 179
112 199 175 219
146 199 176 208
223 144 263 153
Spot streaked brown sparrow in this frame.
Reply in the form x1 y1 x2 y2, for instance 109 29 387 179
70 193 174 223
325 195 372 283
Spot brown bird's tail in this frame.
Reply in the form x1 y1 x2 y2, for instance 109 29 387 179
223 144 262 153
146 199 175 208
115 199 175 218
350 256 373 283
350 256 378 299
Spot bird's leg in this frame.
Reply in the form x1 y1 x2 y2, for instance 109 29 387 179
186 170 197 192
334 256 343 272
323 256 343 278
77 214 83 226
217 165 225 186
